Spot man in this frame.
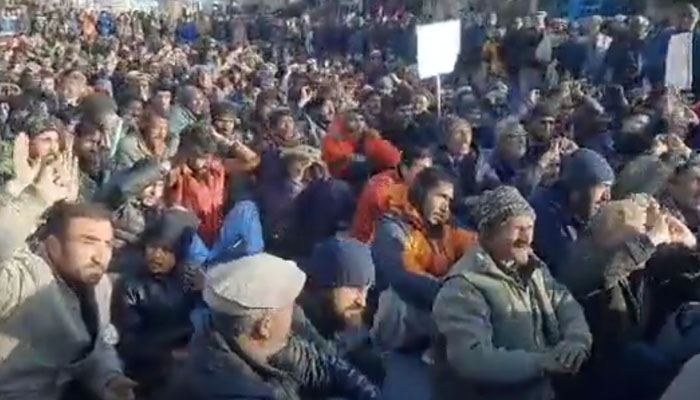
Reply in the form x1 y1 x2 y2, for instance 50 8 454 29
80 93 125 160
114 109 171 171
432 186 592 400
164 253 380 400
530 148 615 276
605 15 651 90
168 85 207 155
73 119 110 201
297 237 383 383
0 137 134 400
660 160 700 234
351 144 433 243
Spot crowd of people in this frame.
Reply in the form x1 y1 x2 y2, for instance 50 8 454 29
3 1 700 400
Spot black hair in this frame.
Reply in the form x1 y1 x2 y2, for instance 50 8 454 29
407 167 454 213
75 119 101 139
400 143 433 168
178 123 217 157
44 202 112 239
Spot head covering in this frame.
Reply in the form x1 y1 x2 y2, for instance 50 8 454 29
475 186 536 233
496 118 528 140
211 101 238 121
529 102 558 121
24 114 62 138
306 237 374 288
143 209 200 252
561 149 615 190
204 253 306 316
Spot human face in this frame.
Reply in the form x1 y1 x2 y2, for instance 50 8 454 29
571 183 612 220
331 286 368 328
48 217 114 286
214 118 236 137
189 91 207 116
320 100 335 123
530 116 556 142
152 91 172 114
126 100 144 120
484 215 535 266
61 78 85 101
140 180 165 208
29 129 61 162
363 95 382 117
75 131 104 173
145 246 177 275
413 95 429 114
345 112 366 137
275 115 296 140
402 157 432 186
670 166 700 210
144 115 168 145
188 154 212 175
422 181 454 227
446 123 473 156
198 71 213 90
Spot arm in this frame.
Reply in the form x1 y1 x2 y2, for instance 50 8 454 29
372 217 441 311
270 336 380 400
0 186 50 263
433 276 545 384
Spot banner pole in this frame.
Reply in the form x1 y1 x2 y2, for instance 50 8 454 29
436 74 442 117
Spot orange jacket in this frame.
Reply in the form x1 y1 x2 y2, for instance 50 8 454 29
385 185 478 278
351 169 403 243
322 118 400 178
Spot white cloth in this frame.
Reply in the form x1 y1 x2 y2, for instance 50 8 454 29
665 32 694 90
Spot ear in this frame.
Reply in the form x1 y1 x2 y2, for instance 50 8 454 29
255 314 273 341
45 234 62 264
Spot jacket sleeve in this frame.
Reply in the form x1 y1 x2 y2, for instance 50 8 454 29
270 336 380 400
531 199 568 277
433 275 545 384
0 186 49 263
75 332 124 397
372 217 441 311
542 266 593 348
363 136 401 171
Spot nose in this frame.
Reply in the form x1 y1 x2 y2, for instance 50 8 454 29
355 293 367 308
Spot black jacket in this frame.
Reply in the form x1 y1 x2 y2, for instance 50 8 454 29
163 320 381 400
112 269 197 368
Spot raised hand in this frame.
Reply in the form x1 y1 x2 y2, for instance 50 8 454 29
12 133 41 193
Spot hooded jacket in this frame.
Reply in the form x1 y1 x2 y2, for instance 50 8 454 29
432 246 591 400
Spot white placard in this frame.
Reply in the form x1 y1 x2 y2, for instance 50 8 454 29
416 20 461 79
665 32 694 90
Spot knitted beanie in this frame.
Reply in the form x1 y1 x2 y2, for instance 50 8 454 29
475 186 536 233
561 149 615 191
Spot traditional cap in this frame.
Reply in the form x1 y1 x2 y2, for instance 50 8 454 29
204 254 306 316
306 237 374 288
475 186 536 233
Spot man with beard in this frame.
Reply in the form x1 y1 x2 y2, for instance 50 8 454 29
80 93 126 161
530 148 615 277
432 186 591 400
0 137 135 400
296 237 384 383
660 160 700 235
73 119 110 201
114 109 171 171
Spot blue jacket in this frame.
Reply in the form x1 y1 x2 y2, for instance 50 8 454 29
97 12 115 36
176 21 199 44
483 150 544 198
530 182 587 277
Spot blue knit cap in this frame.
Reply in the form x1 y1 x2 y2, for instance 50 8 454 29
561 149 615 190
306 237 375 288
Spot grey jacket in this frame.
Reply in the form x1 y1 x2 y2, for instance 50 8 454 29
432 246 592 400
0 187 122 400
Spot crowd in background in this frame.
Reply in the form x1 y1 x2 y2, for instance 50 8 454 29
4 2 700 400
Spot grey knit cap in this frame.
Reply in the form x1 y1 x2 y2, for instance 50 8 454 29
475 186 536 233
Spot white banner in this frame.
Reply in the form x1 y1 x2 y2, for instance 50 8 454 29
416 20 461 79
666 32 694 90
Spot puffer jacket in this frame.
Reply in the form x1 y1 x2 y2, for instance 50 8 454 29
371 185 478 311
432 246 591 400
163 318 381 400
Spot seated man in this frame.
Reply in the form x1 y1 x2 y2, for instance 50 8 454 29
352 144 433 243
163 253 380 400
433 186 592 400
530 148 615 276
0 137 134 400
298 236 384 384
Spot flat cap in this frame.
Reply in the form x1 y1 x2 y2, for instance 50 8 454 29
204 253 306 316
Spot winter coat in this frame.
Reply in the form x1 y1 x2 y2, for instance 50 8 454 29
0 190 122 400
351 169 403 243
482 150 544 198
432 246 592 400
112 269 196 385
114 131 171 172
371 186 479 311
660 354 700 400
322 118 400 180
163 318 381 400
530 182 588 277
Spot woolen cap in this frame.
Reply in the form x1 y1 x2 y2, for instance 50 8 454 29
204 253 306 316
561 149 615 190
306 237 375 288
475 186 536 233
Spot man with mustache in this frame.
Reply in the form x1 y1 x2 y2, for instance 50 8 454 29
530 148 615 277
296 236 383 383
432 186 591 400
0 137 134 400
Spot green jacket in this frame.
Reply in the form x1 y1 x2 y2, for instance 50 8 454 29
432 245 592 400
